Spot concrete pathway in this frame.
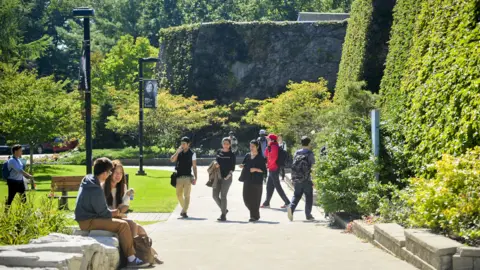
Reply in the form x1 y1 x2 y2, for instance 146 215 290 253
145 166 417 270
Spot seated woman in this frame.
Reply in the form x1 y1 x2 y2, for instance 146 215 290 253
103 160 163 265
103 160 146 237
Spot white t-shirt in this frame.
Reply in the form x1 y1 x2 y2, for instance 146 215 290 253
192 152 197 161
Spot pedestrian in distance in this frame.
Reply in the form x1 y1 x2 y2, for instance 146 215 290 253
257 129 268 183
239 140 266 222
3 145 34 209
213 137 236 221
170 137 198 219
261 134 291 209
278 134 287 181
229 131 239 155
287 136 316 221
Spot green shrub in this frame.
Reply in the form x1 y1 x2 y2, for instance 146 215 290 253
377 186 412 226
314 82 379 214
0 194 69 245
406 148 480 246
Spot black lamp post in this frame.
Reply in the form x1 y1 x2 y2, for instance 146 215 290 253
73 7 94 174
137 57 159 176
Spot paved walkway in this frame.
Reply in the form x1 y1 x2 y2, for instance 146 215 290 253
142 166 417 270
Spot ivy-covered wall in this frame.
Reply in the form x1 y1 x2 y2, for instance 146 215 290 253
334 0 395 99
158 21 347 103
384 0 480 170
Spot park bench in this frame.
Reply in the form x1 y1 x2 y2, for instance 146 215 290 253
51 174 129 210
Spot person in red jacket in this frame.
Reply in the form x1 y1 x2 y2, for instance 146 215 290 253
261 134 291 208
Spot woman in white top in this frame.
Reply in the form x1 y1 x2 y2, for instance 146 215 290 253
103 160 146 237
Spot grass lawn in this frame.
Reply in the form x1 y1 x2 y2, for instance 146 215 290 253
0 165 177 213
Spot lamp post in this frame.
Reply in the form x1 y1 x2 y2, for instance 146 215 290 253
137 57 159 176
73 7 95 174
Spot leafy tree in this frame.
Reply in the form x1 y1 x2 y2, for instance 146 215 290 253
106 89 229 148
0 64 82 173
245 78 332 144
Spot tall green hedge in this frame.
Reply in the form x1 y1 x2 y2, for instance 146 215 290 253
393 0 480 170
379 0 423 122
335 0 395 99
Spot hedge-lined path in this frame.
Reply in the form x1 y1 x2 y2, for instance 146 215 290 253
141 166 416 270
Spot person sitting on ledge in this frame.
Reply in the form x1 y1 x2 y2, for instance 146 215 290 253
75 157 149 268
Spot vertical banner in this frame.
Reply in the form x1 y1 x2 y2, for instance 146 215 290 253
371 109 380 158
144 79 158 108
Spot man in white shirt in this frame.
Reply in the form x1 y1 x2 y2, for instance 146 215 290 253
6 145 34 208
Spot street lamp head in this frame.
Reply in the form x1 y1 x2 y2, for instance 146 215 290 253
73 8 95 18
141 57 160 63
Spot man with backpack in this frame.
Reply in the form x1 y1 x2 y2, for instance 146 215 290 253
229 131 239 154
3 145 34 208
288 136 316 221
261 133 290 209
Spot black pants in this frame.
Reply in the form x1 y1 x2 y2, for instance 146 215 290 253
6 179 26 206
289 181 314 218
263 170 290 206
243 182 263 220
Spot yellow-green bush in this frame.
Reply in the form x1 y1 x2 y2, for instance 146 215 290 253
407 148 480 246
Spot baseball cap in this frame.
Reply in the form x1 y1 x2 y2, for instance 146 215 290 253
181 136 190 143
259 129 267 135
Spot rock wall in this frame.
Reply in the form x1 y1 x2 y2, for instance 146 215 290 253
158 21 347 104
0 233 119 270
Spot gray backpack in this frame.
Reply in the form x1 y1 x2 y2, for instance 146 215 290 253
291 153 310 182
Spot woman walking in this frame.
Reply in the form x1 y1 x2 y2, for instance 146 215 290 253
240 140 266 222
213 137 236 221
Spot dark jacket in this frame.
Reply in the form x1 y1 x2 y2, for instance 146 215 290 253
75 174 112 221
241 153 267 185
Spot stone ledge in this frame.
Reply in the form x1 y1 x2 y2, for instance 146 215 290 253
458 247 480 258
405 229 462 257
373 223 405 258
401 247 436 270
0 233 120 270
352 220 374 242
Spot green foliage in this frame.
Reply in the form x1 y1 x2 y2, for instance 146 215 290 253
377 186 412 226
334 0 373 99
0 195 70 245
314 82 378 214
61 147 177 165
379 0 422 122
396 0 480 171
244 79 332 144
0 64 82 158
406 148 480 246
335 0 394 97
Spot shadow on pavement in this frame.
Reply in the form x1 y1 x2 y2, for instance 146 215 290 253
253 220 280 225
177 217 208 221
218 220 249 224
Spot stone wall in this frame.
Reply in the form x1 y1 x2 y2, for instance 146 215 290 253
158 21 347 104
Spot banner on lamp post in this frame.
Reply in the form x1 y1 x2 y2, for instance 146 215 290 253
144 79 158 109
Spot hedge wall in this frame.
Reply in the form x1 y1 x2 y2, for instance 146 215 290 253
158 21 347 103
379 0 480 171
334 0 395 99
379 0 423 122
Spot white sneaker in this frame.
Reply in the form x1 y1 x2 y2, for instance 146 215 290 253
287 206 293 221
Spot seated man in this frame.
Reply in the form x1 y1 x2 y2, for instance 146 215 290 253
75 157 148 268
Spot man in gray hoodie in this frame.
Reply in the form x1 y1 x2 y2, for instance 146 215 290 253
75 157 148 268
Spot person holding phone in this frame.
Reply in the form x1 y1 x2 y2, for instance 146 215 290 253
170 137 197 218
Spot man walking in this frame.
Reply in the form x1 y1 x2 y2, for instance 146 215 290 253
170 136 197 218
257 129 268 183
288 136 316 221
5 145 34 208
261 134 291 208
75 157 148 267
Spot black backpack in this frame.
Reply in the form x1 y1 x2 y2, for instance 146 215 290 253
291 153 311 183
268 146 287 167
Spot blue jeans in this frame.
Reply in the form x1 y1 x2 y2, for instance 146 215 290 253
289 181 314 218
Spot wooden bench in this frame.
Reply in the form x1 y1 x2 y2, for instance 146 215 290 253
51 174 129 210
